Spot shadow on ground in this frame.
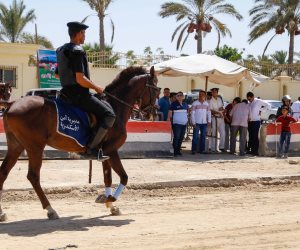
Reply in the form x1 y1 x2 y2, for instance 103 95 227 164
0 215 134 237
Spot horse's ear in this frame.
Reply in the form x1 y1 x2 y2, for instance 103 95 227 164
150 66 155 77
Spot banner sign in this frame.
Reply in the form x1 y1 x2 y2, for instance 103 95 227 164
37 49 61 88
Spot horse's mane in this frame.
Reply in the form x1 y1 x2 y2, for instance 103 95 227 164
105 66 147 94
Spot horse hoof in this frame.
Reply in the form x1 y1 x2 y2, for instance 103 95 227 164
95 194 107 204
106 195 116 203
110 206 121 216
0 213 7 222
47 211 60 220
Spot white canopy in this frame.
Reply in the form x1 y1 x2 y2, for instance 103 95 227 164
154 53 268 88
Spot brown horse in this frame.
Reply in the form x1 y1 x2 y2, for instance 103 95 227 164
0 66 158 221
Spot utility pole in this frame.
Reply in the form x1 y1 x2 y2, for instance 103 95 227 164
35 23 38 44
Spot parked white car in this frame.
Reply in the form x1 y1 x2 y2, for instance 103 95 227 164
260 100 282 121
25 87 61 99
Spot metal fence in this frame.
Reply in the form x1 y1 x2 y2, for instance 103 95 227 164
242 61 300 80
86 51 300 80
86 51 176 69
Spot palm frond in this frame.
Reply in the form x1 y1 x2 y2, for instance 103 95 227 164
171 21 188 42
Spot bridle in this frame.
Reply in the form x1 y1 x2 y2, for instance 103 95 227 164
104 73 160 119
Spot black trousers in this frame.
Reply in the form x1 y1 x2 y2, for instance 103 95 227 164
62 90 115 129
248 121 261 155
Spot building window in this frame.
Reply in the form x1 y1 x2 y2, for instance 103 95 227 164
0 66 17 87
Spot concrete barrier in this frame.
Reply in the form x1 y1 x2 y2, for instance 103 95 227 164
259 122 300 156
0 118 173 159
119 121 173 158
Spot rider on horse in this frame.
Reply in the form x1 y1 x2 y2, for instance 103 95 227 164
56 21 116 159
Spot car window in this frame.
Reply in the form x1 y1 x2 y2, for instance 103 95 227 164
25 89 60 99
184 94 198 105
269 102 282 109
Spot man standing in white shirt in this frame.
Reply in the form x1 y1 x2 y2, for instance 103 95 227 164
246 92 268 156
190 90 211 154
291 97 300 120
209 88 226 152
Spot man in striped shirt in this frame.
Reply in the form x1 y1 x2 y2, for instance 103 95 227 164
168 91 188 156
190 90 211 154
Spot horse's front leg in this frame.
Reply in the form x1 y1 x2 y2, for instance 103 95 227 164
106 150 128 202
96 151 128 215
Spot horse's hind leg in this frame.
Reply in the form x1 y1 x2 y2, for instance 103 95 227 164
95 160 112 203
0 132 24 222
26 149 59 220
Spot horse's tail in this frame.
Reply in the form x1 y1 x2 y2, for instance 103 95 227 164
0 100 13 108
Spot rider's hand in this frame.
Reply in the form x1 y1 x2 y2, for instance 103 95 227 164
94 85 104 94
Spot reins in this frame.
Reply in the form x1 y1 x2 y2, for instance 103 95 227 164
104 90 140 113
104 74 159 118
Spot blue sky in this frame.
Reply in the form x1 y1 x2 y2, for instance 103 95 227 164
3 0 300 57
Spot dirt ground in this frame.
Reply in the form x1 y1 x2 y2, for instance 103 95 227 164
1 183 300 250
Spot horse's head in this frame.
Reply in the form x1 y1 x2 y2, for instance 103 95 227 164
137 66 160 120
0 82 12 101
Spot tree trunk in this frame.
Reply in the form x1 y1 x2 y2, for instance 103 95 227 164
288 32 294 65
216 31 220 50
99 14 105 52
197 30 202 53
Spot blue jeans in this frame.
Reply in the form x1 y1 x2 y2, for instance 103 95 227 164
192 124 207 153
279 131 292 154
172 124 186 155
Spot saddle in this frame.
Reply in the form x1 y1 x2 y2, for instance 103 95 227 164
54 97 97 148
58 92 98 127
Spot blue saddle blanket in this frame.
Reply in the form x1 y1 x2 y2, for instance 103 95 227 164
54 99 92 147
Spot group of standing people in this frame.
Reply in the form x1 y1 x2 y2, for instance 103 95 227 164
158 86 299 158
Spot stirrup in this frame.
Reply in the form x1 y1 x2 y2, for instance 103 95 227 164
77 148 109 161
96 149 110 161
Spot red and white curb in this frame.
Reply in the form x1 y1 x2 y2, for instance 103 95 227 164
260 123 300 156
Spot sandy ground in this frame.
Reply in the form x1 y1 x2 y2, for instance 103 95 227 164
3 154 300 190
1 140 300 249
1 184 300 250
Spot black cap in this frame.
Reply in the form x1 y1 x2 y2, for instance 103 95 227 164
210 87 219 91
67 21 89 32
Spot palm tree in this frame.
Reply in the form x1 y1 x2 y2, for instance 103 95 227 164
0 0 35 43
249 0 300 64
271 50 287 64
83 42 119 67
158 0 243 53
21 32 53 49
81 0 115 52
